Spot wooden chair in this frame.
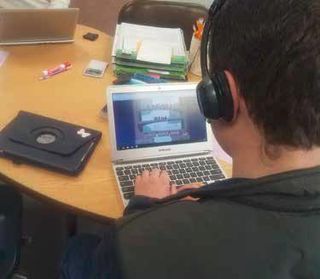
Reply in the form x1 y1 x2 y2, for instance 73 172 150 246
118 0 208 50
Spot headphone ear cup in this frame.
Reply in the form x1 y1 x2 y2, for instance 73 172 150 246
214 72 234 121
196 77 220 119
196 72 234 121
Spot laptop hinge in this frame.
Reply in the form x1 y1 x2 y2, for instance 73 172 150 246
113 151 212 165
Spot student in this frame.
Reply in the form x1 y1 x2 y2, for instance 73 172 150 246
61 0 320 278
0 0 70 8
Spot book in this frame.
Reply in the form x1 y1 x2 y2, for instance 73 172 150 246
111 23 189 80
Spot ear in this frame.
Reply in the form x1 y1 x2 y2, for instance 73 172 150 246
224 70 240 122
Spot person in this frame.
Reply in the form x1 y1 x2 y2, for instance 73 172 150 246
0 0 70 8
61 0 320 278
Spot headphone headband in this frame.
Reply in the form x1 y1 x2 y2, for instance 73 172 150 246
196 0 234 122
200 0 225 78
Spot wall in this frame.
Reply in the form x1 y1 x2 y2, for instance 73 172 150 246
170 0 213 8
70 0 211 36
70 0 128 35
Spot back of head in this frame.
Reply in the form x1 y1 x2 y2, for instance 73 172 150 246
211 0 320 149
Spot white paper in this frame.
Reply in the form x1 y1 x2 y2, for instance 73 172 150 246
137 40 172 64
122 37 139 54
111 24 121 57
0 50 9 67
112 23 186 58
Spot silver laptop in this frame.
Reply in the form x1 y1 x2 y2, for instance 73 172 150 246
107 83 226 206
0 8 79 45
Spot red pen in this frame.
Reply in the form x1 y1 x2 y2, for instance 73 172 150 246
40 61 72 80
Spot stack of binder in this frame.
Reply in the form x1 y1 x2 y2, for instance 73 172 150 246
111 23 189 80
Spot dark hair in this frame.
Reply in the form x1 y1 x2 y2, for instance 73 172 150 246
211 0 320 149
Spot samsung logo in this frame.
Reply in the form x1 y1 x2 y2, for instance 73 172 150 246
159 148 171 152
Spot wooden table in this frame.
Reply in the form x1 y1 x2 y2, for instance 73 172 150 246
0 25 231 220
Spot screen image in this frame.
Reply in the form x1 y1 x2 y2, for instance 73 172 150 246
112 90 207 150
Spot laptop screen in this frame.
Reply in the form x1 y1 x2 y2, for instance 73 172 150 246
112 90 207 150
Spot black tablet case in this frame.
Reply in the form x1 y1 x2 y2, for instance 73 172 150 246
0 111 102 175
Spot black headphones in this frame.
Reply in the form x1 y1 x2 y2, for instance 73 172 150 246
196 0 234 122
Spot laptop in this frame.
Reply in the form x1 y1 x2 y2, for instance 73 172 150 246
107 83 226 206
0 8 79 45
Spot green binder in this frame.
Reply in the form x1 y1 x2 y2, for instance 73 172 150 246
114 65 187 80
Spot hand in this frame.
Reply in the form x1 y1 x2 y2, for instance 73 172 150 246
134 169 174 199
134 168 203 200
172 183 202 201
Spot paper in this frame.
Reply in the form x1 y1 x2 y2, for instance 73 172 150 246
0 50 9 67
137 40 172 64
112 23 186 57
112 24 121 56
122 37 139 54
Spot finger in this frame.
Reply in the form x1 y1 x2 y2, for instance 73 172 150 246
150 168 161 178
141 170 150 179
159 169 169 177
182 196 199 201
134 175 141 186
177 183 203 192
170 184 177 195
171 182 199 201
160 170 170 183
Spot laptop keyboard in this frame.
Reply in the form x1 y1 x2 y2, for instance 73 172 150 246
114 156 225 201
